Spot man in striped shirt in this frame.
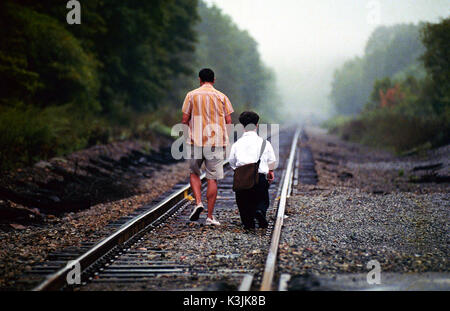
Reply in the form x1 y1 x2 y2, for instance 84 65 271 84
181 68 234 226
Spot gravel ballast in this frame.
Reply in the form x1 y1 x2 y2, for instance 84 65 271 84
1 127 448 291
0 160 190 290
280 190 448 275
279 127 449 290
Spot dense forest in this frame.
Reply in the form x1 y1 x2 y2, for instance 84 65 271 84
0 0 279 171
328 18 449 153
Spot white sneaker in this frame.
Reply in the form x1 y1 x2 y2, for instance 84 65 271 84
189 203 204 221
205 216 220 226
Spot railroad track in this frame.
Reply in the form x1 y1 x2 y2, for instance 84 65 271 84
31 126 307 291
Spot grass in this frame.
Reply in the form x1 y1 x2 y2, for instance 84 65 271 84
326 109 449 154
0 102 184 172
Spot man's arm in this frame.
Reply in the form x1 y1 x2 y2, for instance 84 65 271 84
181 93 192 125
266 142 277 170
266 142 277 184
228 144 237 170
224 95 233 125
182 113 191 125
225 114 232 124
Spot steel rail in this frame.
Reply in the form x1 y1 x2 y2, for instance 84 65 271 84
260 127 300 291
33 127 283 291
33 167 215 291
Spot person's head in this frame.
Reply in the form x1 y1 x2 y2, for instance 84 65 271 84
239 111 259 131
199 68 215 84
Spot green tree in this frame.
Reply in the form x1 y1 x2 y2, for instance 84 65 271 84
330 23 425 115
0 1 99 112
330 58 367 115
195 3 280 118
91 0 199 114
421 17 450 115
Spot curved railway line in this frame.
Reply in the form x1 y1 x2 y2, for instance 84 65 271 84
29 126 314 291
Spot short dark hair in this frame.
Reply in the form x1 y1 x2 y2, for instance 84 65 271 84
239 111 260 127
199 68 215 82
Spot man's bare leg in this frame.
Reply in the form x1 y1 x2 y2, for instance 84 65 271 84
190 173 202 205
206 179 218 219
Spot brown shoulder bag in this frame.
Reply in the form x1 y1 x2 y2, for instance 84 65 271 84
232 139 266 192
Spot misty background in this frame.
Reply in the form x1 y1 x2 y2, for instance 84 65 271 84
0 0 448 170
205 0 449 118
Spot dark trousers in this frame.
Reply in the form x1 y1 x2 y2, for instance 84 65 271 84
235 174 270 229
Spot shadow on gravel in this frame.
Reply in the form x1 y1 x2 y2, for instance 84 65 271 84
298 130 318 185
288 273 330 291
287 273 450 291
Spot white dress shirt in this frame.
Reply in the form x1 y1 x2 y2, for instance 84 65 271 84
228 131 277 174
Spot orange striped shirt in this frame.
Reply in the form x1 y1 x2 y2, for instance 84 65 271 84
182 83 234 147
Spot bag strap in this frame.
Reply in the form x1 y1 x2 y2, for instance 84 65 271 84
257 139 266 162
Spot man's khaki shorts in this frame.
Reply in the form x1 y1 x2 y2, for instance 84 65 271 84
189 145 225 180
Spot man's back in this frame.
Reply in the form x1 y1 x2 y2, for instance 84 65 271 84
182 83 234 146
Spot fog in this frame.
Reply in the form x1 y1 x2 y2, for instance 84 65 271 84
204 0 449 119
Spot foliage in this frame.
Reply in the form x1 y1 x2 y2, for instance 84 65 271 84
329 18 450 152
0 1 280 171
329 109 448 153
321 115 353 131
0 2 100 112
421 17 450 115
195 3 281 119
330 57 366 115
0 103 93 168
9 0 199 113
330 23 425 115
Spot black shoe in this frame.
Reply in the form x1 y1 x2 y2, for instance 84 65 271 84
243 221 255 230
189 204 204 221
255 210 268 228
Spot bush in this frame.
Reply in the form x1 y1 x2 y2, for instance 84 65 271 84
0 104 56 169
332 109 448 153
0 103 107 171
322 115 353 132
0 2 100 111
